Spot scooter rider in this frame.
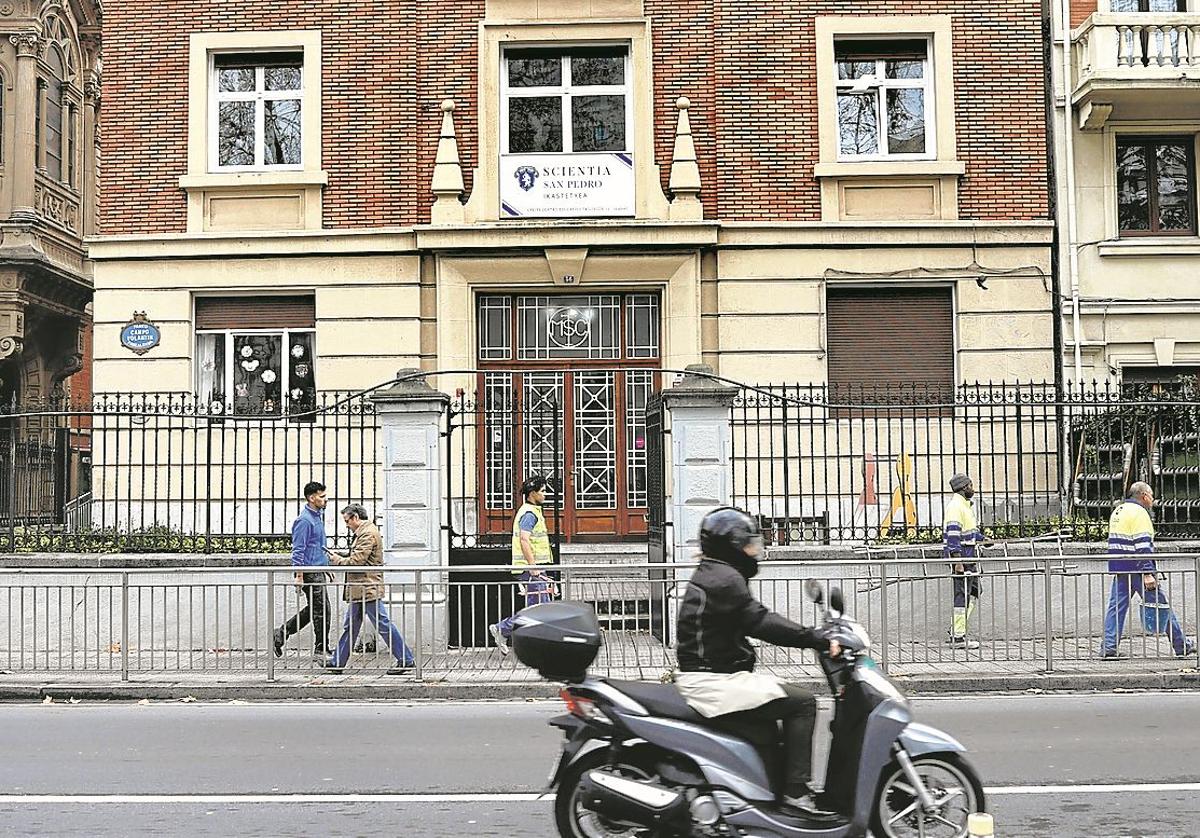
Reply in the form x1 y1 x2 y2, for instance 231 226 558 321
674 506 841 816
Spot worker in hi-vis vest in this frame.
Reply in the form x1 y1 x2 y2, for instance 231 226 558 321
1101 482 1195 659
489 475 557 656
943 473 983 650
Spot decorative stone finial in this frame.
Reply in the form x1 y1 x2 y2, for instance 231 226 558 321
431 98 466 225
668 96 702 221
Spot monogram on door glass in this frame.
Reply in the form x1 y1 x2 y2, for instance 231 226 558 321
477 293 660 540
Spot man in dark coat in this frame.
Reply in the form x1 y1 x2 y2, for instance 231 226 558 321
674 506 839 815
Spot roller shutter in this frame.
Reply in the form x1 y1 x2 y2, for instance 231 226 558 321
826 286 954 403
194 296 316 331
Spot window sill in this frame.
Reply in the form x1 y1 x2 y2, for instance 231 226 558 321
814 160 966 178
179 171 329 190
1098 237 1200 257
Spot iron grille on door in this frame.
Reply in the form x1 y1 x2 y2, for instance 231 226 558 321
476 293 662 540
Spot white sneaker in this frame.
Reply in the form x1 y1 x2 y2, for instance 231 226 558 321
489 623 510 656
948 635 980 650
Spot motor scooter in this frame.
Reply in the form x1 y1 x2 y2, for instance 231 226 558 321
511 581 985 837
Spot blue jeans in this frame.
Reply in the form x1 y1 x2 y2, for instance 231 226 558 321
329 599 415 668
1102 573 1188 655
494 571 555 638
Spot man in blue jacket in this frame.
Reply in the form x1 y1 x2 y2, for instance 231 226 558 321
273 480 332 658
1101 482 1195 659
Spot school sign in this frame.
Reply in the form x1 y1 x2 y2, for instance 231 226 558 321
499 152 636 218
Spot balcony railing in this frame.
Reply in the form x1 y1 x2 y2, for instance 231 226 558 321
1074 13 1200 86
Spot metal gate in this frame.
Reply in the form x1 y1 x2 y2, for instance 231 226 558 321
443 385 564 647
645 392 671 642
645 393 667 564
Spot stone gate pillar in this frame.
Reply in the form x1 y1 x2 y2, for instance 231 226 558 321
369 370 450 655
662 364 738 562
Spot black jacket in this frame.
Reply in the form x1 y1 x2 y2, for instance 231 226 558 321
676 558 830 674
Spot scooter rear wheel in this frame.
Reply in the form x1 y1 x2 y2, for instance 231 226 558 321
869 753 985 838
554 748 675 838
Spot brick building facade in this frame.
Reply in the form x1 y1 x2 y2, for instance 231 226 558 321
90 0 1056 541
99 0 1051 231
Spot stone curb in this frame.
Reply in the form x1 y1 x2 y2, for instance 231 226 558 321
2 669 1197 702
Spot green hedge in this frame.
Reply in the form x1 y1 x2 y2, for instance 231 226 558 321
2 525 290 554
869 515 1110 547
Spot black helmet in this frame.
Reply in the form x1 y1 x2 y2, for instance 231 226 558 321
699 506 764 577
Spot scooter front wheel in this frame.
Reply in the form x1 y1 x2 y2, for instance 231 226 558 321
554 748 675 838
869 753 985 838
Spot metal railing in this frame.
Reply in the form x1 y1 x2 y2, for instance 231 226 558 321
0 391 380 553
729 381 1200 543
2 555 1195 682
5 379 1200 552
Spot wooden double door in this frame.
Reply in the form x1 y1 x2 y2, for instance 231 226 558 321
476 293 661 541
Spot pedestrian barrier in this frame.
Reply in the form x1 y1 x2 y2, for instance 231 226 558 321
0 552 1196 681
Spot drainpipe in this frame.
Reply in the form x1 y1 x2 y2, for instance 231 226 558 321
1061 0 1086 384
1043 0 1065 400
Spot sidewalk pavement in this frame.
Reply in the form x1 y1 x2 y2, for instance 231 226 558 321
3 652 1197 702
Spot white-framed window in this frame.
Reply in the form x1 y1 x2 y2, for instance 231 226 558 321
194 296 317 419
835 38 933 161
500 45 632 155
209 52 303 171
1110 0 1186 12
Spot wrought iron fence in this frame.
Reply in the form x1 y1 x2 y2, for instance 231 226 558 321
0 392 380 553
5 378 1200 554
1 554 1195 681
729 381 1200 544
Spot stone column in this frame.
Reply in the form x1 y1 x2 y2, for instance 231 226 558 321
83 70 101 236
9 30 42 221
662 363 737 562
0 272 24 363
369 370 450 654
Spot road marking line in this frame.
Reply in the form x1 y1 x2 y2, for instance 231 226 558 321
1 784 1199 804
985 782 1200 795
0 794 549 804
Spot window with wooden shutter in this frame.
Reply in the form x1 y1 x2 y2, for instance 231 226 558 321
194 295 316 419
825 286 955 410
194 295 315 330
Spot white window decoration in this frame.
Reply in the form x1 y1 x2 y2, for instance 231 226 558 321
196 329 316 418
835 38 933 161
210 52 303 170
501 46 631 155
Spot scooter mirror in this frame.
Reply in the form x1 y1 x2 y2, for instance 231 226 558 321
804 579 824 605
829 587 845 614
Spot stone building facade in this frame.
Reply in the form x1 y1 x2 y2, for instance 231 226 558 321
1058 0 1200 388
0 0 99 407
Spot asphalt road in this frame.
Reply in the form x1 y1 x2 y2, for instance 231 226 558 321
1 692 1198 836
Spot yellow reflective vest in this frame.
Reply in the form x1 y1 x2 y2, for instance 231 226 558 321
1107 500 1156 572
943 493 981 558
511 502 553 574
